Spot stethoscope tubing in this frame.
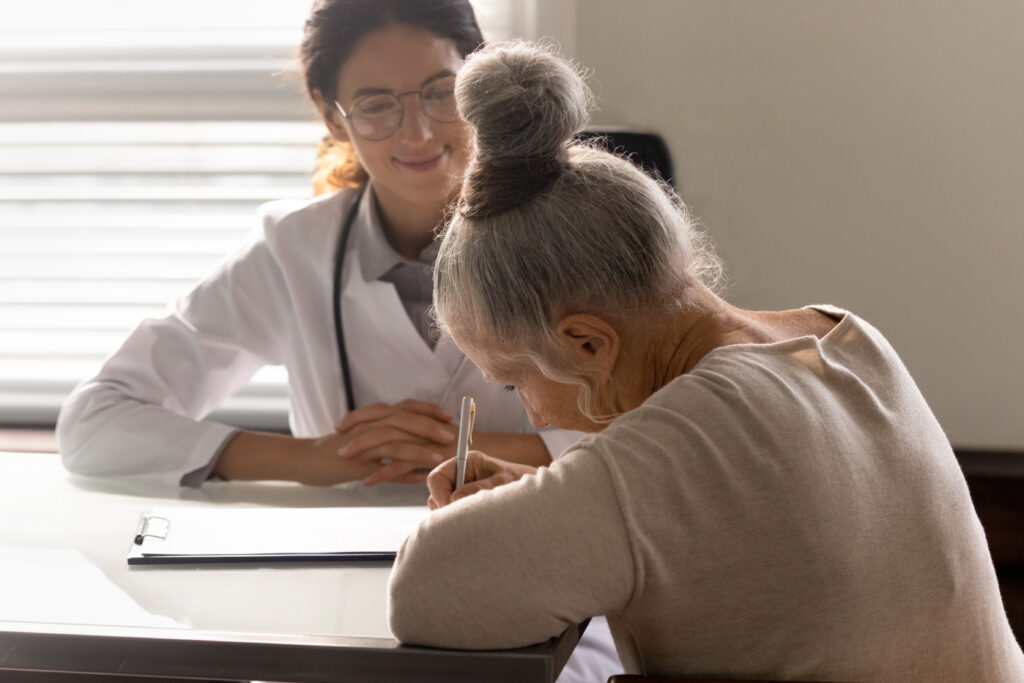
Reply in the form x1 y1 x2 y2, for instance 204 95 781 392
332 185 468 416
332 186 366 413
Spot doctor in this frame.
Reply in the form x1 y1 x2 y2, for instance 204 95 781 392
56 2 622 681
57 0 573 488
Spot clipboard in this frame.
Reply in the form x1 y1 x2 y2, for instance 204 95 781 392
127 506 430 566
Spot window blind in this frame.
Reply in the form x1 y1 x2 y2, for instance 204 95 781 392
0 0 527 430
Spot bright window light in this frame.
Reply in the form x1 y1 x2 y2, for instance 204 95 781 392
0 0 523 430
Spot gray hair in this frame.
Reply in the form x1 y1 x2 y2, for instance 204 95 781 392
433 41 723 421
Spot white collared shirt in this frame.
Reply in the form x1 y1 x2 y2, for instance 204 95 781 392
357 189 439 349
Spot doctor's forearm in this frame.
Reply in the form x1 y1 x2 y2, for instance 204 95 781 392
212 430 375 485
211 430 551 485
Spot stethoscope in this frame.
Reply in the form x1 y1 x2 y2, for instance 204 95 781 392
331 185 467 414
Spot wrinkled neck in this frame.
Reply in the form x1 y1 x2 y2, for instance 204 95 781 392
618 286 756 407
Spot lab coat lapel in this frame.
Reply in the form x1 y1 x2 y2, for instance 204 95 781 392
340 230 451 409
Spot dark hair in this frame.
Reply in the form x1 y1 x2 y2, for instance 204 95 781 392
301 0 483 102
302 0 484 191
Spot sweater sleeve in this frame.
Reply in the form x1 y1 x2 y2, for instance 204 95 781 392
56 229 290 487
388 450 635 649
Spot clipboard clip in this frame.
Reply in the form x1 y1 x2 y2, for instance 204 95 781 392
133 514 171 545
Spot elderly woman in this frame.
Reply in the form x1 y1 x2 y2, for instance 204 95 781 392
387 42 1024 681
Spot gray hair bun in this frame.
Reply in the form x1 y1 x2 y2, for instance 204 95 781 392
456 41 592 218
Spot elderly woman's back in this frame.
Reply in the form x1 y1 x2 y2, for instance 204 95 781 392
391 306 1023 680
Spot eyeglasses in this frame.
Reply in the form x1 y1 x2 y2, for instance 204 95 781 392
334 75 459 141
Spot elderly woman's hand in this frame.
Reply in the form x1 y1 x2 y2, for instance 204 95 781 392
427 451 536 510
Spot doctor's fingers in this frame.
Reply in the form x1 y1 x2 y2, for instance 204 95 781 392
338 409 455 446
334 402 401 432
360 460 429 487
342 437 449 472
337 419 454 458
394 398 453 422
334 399 452 433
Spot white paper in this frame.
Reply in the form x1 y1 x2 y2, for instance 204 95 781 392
136 506 430 557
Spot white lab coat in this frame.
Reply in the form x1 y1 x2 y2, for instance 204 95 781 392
57 186 579 486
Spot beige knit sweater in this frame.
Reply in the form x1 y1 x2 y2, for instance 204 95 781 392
389 307 1024 681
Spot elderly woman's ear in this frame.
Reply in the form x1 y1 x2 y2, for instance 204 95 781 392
556 314 620 375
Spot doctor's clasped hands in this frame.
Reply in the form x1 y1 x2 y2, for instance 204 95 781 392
213 399 457 487
334 399 457 485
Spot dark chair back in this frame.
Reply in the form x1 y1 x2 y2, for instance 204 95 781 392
576 128 676 188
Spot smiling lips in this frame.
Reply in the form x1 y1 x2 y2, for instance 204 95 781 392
395 151 447 172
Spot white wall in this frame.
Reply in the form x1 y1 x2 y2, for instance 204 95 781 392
559 0 1024 449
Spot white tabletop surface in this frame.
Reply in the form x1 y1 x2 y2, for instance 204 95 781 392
0 450 431 640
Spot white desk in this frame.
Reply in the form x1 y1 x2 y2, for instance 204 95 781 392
0 451 583 682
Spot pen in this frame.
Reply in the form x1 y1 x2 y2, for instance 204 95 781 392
454 396 475 489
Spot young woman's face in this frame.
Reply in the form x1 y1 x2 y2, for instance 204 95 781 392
331 23 471 213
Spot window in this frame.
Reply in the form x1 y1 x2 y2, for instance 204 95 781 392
0 0 544 430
